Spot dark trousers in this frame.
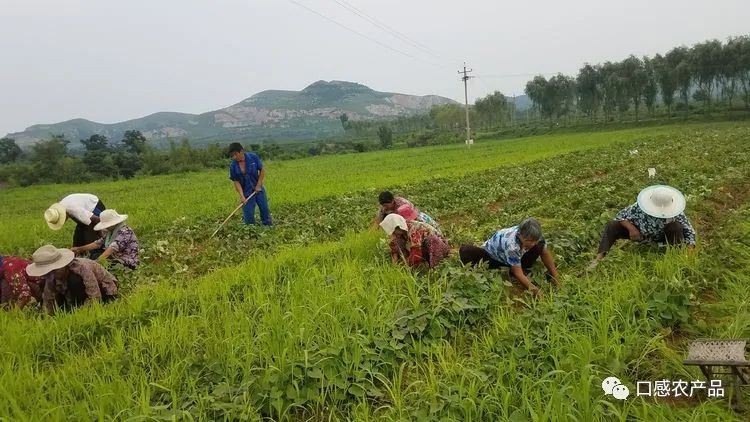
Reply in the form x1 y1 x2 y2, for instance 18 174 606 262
597 220 684 256
72 200 106 258
459 241 545 271
242 190 272 226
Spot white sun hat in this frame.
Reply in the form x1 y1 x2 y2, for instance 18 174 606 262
637 185 686 219
44 203 68 230
379 213 408 235
93 209 128 231
25 245 75 277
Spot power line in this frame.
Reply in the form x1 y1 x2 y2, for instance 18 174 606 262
286 0 443 68
330 0 442 60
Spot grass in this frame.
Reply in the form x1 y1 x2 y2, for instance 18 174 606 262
0 122 709 253
0 121 749 420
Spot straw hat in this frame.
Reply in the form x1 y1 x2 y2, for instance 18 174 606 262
44 203 68 230
380 213 408 235
25 245 74 277
637 185 686 219
93 209 128 231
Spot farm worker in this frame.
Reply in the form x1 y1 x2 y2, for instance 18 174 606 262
376 191 439 228
45 193 107 256
26 245 119 314
228 142 272 226
0 255 45 309
459 218 561 299
396 203 442 235
71 210 140 269
590 185 696 267
379 214 450 268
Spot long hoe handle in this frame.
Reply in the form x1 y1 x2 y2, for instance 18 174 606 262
210 192 257 239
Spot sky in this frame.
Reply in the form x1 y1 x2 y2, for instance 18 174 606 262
1 0 748 136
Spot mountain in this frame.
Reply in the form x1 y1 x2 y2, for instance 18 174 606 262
7 81 457 148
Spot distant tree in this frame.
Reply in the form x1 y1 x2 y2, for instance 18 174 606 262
339 113 350 131
80 134 116 178
525 75 548 120
596 62 625 122
618 55 648 121
0 138 22 164
474 91 508 127
121 130 147 154
652 54 676 116
735 36 750 108
576 64 601 121
31 135 69 182
690 40 722 111
642 57 658 116
113 147 142 179
667 47 693 117
377 125 393 148
80 134 110 151
549 74 576 120
141 145 170 175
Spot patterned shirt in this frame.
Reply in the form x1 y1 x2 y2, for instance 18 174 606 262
482 226 546 267
0 256 44 308
615 203 697 245
42 258 119 313
95 225 140 268
389 221 450 268
417 211 442 235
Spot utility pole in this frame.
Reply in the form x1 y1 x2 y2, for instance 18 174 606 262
458 62 473 145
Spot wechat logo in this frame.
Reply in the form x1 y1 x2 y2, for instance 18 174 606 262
602 376 630 400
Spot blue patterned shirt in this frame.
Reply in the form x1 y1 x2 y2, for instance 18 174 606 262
482 226 545 267
615 203 696 245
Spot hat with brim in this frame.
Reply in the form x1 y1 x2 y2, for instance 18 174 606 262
25 245 74 277
94 209 128 231
45 203 67 231
637 185 686 219
380 213 408 236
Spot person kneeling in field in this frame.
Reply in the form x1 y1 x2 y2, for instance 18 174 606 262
376 191 440 232
71 210 140 270
590 185 696 268
459 218 560 299
0 255 45 309
26 245 119 314
379 214 450 268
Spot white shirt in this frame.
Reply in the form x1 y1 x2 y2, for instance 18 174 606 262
59 193 99 225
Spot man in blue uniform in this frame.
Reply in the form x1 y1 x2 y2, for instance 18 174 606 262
228 143 272 226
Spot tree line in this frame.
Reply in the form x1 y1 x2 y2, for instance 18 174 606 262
524 35 750 122
0 131 230 187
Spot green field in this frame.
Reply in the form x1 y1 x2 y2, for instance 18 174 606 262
1 121 750 420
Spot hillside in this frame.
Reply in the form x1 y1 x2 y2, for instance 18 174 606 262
6 81 457 148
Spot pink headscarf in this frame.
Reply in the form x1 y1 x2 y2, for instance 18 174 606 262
396 203 419 221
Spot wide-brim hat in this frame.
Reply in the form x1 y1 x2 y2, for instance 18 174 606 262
380 213 408 235
94 209 128 231
25 245 74 277
637 185 686 219
45 203 67 231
